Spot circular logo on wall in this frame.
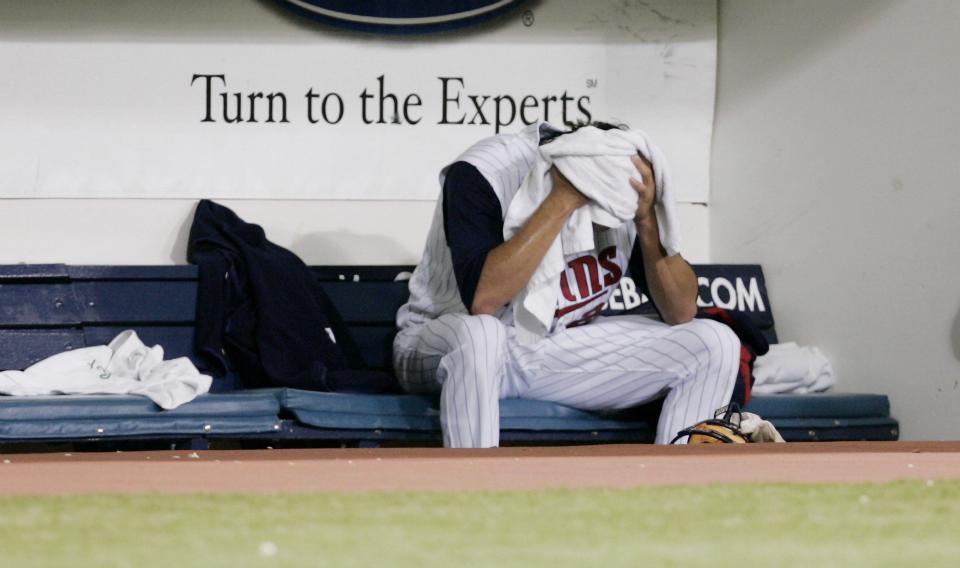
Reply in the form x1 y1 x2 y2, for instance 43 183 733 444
274 0 527 34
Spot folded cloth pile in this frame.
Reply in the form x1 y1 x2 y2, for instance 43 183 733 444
0 330 212 409
752 341 835 395
503 125 682 344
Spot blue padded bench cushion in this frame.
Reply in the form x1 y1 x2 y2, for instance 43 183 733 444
0 390 283 440
280 390 894 442
742 393 890 418
282 390 440 431
283 390 656 433
765 418 900 442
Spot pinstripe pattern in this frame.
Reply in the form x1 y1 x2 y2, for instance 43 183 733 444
397 123 554 331
394 313 515 448
511 316 739 444
394 123 739 448
394 313 740 447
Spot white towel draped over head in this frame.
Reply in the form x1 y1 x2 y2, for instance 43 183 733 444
503 125 682 344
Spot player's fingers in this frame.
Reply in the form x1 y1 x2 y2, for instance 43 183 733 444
630 154 653 176
629 176 650 194
630 176 657 205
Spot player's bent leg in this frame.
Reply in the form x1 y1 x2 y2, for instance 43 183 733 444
510 315 740 444
393 313 509 449
513 315 694 411
653 319 740 444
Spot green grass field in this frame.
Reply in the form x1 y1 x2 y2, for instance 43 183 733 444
2 480 958 567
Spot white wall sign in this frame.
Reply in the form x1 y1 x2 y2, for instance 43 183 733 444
0 0 716 202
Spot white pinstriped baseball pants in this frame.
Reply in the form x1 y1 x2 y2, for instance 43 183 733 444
393 313 741 448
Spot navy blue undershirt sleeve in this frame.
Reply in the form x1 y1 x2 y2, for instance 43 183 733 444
627 235 657 313
442 161 505 312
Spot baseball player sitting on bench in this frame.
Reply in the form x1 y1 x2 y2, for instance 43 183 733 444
394 121 740 447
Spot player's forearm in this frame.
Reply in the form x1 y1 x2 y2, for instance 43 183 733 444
635 214 698 325
471 183 584 316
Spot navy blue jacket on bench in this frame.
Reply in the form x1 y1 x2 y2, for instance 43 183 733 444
187 200 399 394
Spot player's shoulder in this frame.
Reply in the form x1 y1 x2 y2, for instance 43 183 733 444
453 123 557 176
461 129 534 161
460 122 563 161
439 122 566 205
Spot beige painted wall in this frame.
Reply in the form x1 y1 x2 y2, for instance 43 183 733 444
712 0 960 439
0 0 714 266
0 199 709 265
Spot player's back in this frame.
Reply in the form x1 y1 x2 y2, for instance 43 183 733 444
396 124 551 330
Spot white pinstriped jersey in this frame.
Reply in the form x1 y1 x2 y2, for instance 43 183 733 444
397 122 637 335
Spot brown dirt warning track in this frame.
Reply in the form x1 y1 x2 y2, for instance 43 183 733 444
1 441 959 496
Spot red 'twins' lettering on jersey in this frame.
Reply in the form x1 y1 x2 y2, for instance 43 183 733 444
555 246 624 329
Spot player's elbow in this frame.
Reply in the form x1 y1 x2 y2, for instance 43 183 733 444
663 302 697 326
469 280 508 316
470 292 500 316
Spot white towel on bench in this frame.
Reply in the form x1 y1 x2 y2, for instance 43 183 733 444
0 330 212 409
752 342 836 394
503 126 682 344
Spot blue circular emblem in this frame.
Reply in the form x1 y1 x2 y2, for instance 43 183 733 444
274 0 527 34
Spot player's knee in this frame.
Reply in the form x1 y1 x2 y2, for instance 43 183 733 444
440 313 508 365
682 319 741 373
437 314 508 400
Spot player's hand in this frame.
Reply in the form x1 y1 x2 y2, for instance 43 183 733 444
629 154 656 223
549 166 589 214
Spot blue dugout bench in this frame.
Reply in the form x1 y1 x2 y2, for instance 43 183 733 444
0 264 899 450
